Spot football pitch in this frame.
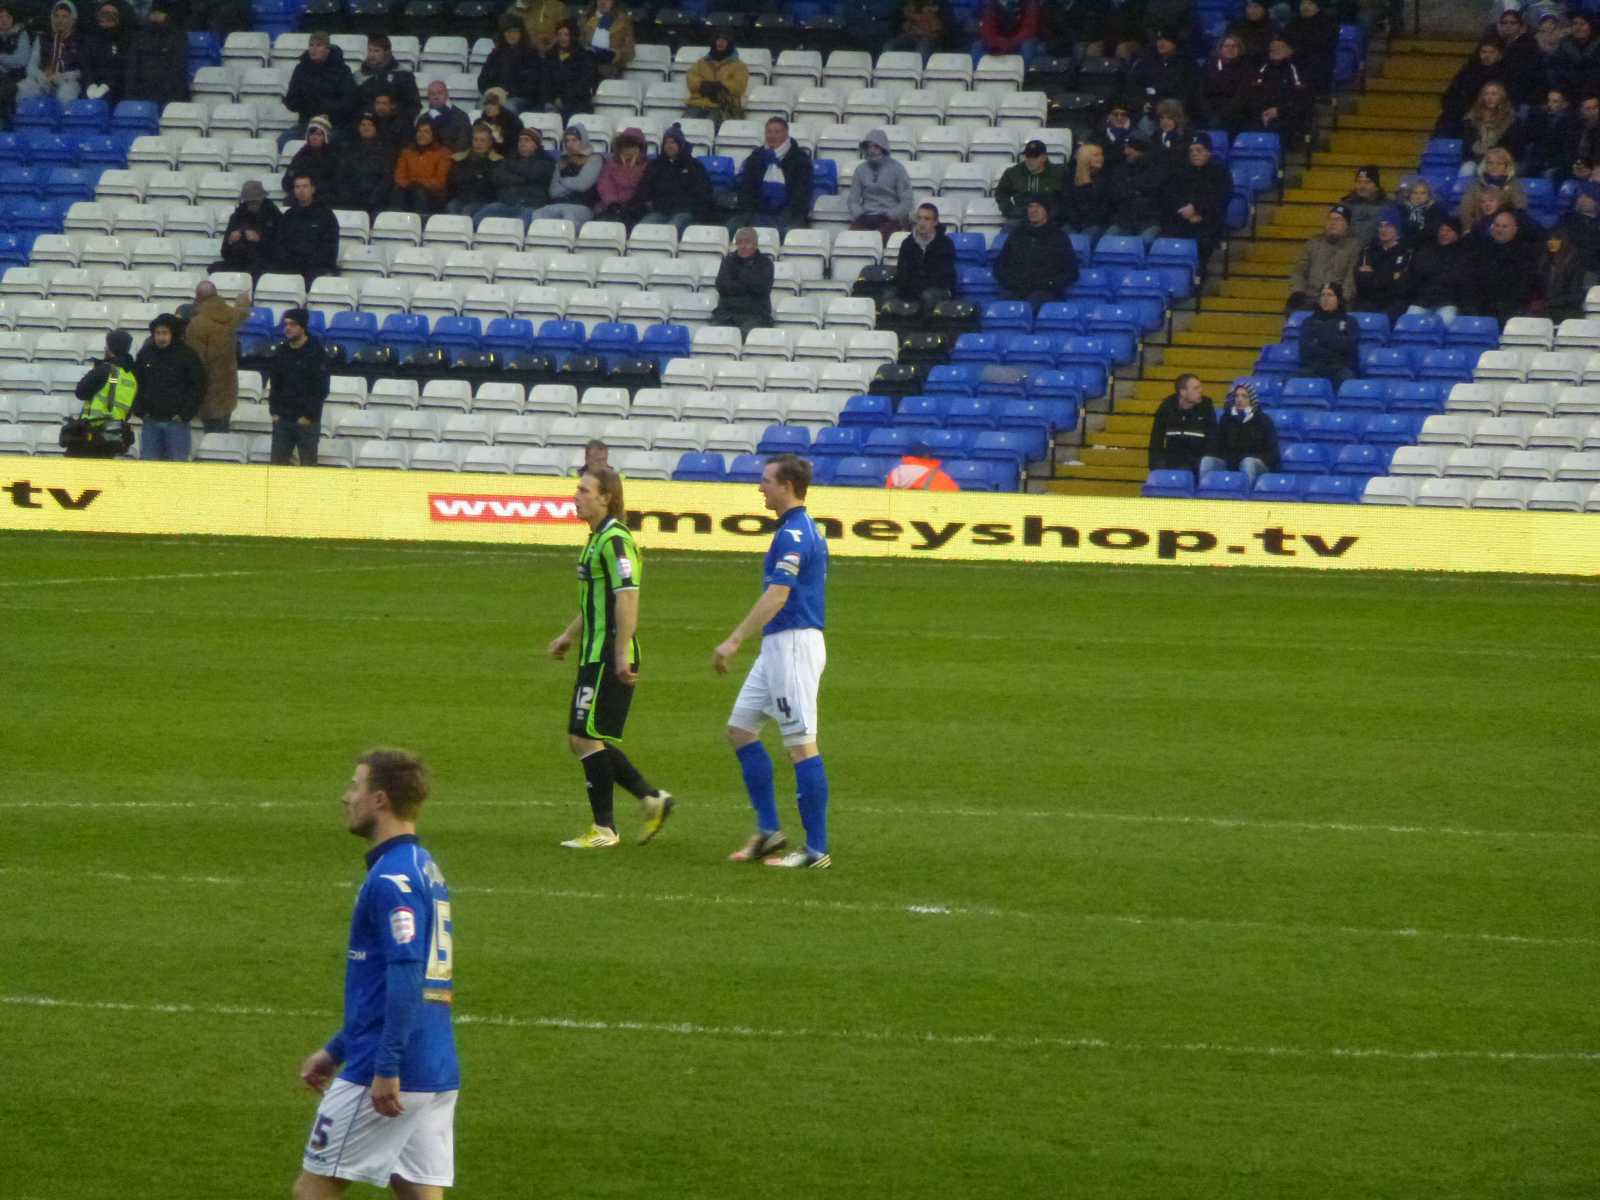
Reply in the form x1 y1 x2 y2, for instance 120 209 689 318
3 529 1598 1199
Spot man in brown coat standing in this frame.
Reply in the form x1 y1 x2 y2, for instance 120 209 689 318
184 280 253 432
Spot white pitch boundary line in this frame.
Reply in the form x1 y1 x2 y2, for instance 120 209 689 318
4 795 1592 843
0 559 508 589
2 993 1594 1065
3 865 1594 952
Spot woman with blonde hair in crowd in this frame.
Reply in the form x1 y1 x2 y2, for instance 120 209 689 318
1459 81 1524 175
1458 179 1529 235
1061 142 1115 244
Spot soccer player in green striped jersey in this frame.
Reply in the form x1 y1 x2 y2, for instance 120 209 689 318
547 466 674 848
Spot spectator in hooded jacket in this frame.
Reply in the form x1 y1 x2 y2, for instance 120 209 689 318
896 202 957 306
1200 34 1252 134
637 123 712 231
542 19 597 125
580 0 634 80
282 32 355 145
479 16 539 106
392 117 454 213
336 112 395 214
185 280 253 433
1535 227 1586 322
1403 216 1469 324
1288 203 1361 309
272 173 340 284
123 0 187 106
81 1 129 105
0 4 35 123
1247 34 1313 148
996 138 1067 226
421 78 473 152
848 128 915 240
132 312 206 461
532 122 601 224
1201 381 1279 484
1160 133 1230 262
995 197 1078 309
1352 208 1411 322
215 180 280 278
711 226 774 335
19 1 82 103
475 125 556 226
478 88 524 154
1299 282 1360 386
1282 0 1336 96
1438 38 1507 136
974 0 1041 64
727 115 813 235
448 122 504 216
1147 372 1217 476
267 307 329 466
594 124 647 224
282 116 337 202
1061 142 1115 243
353 34 420 123
685 31 747 124
1227 0 1279 63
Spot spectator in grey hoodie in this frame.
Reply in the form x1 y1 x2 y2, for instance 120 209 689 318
848 128 915 241
530 122 602 226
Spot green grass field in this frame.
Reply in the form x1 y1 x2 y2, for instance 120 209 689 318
4 529 1598 1199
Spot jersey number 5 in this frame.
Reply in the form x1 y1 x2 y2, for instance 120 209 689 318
426 900 453 984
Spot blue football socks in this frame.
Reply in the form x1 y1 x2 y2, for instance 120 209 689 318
793 755 829 855
736 741 780 833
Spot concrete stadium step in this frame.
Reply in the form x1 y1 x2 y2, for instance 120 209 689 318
1254 222 1321 242
1352 93 1444 119
1280 187 1351 205
1366 75 1454 96
1055 463 1150 483
1042 478 1142 496
1188 312 1283 337
1381 55 1463 82
1079 446 1147 466
1169 328 1272 350
1105 413 1155 437
1326 129 1431 155
1217 277 1291 299
1202 293 1286 314
1157 348 1259 371
1267 206 1336 230
1336 113 1434 133
1389 38 1477 56
1300 150 1424 172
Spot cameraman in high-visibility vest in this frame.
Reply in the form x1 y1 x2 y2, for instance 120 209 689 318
62 330 138 458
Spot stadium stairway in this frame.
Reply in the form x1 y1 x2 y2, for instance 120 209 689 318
1046 36 1476 497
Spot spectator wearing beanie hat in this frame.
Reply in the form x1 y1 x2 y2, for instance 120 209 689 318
65 328 138 457
215 179 281 279
478 87 524 152
473 125 556 227
1340 164 1388 243
1287 202 1361 310
282 115 337 201
1352 206 1412 322
266 307 329 466
1158 132 1230 261
1402 215 1470 325
637 123 713 232
1200 380 1280 485
132 312 207 462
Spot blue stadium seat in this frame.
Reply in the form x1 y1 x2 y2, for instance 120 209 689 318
1335 379 1387 410
1351 311 1390 343
956 265 997 303
1390 312 1445 347
534 319 586 357
1002 333 1058 367
833 455 889 487
895 394 947 426
1146 238 1198 300
944 396 998 427
728 453 767 483
863 427 916 456
1332 444 1387 475
698 154 735 190
1231 131 1281 168
431 315 482 354
1443 316 1499 351
241 305 276 338
1091 234 1145 268
1082 306 1138 361
1279 443 1333 474
1197 469 1250 500
1415 348 1472 382
1112 272 1169 332
1269 408 1303 441
949 334 1000 364
1303 474 1364 504
1231 159 1274 197
0 168 43 198
1034 300 1087 333
0 234 29 268
1384 380 1444 413
758 424 810 454
950 232 986 265
326 311 378 350
111 101 160 135
997 399 1055 436
1359 413 1419 445
981 459 1019 490
43 167 98 201
22 132 75 165
673 451 727 481
1067 232 1090 260
0 132 21 163
1069 267 1114 302
982 300 1032 332
73 136 124 166
15 97 60 131
810 426 863 457
60 99 109 133
811 158 838 196
483 317 536 355
1232 374 1282 403
806 455 837 484
943 460 998 491
1025 369 1082 406
1279 377 1334 409
380 313 430 352
1141 468 1195 498
971 430 1031 465
586 321 640 364
1250 472 1303 501
639 322 690 364
1282 309 1310 339
975 364 1029 397
922 429 972 456
1419 138 1463 169
187 31 222 66
927 362 982 392
1255 341 1300 376
7 199 57 231
1300 411 1362 442
839 393 892 426
1360 347 1415 379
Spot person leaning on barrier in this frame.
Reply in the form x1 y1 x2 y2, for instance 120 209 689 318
62 329 137 458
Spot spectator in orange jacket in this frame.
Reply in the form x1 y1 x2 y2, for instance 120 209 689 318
885 440 960 490
391 118 454 213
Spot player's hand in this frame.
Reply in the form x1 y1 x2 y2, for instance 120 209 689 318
712 638 740 674
370 1075 404 1118
299 1049 338 1094
614 650 637 685
547 633 571 660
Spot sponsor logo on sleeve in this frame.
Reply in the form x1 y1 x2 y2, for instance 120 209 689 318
616 554 632 580
389 907 417 944
776 552 801 576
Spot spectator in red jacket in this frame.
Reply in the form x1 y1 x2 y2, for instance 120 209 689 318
973 0 1041 65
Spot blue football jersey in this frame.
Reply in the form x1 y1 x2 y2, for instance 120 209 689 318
334 835 459 1092
762 506 828 635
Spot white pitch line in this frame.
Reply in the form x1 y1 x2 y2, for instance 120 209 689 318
4 865 1594 952
4 795 1589 844
0 560 505 589
2 993 1594 1065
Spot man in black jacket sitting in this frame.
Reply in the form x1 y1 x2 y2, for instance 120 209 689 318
895 203 957 308
271 174 340 286
710 226 774 336
994 197 1078 311
133 313 207 462
1199 380 1279 485
1147 372 1217 477
267 307 330 466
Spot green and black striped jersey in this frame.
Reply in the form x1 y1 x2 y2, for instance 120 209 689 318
577 518 641 665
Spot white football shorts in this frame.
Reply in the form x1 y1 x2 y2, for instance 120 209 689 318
302 1078 457 1189
729 627 826 746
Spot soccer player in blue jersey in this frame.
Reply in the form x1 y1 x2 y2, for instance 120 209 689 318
294 749 459 1199
713 454 832 869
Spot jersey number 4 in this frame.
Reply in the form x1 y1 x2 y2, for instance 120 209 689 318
426 900 453 984
776 697 791 718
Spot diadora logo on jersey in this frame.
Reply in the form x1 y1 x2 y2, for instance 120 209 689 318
380 873 413 892
428 494 582 523
616 555 633 580
390 907 417 944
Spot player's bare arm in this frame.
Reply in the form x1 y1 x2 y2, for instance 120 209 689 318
299 1048 338 1093
612 588 640 685
712 584 791 674
547 613 582 660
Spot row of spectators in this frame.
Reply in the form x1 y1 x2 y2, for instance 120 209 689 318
0 0 192 111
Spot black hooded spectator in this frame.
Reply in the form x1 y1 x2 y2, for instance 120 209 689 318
1089 98 1136 158
1535 227 1586 322
1227 0 1279 63
475 125 555 225
282 115 337 202
711 226 774 336
1403 216 1470 322
336 112 397 213
541 19 596 125
215 179 280 277
479 14 539 104
1340 164 1387 244
132 312 206 461
1489 7 1543 107
369 89 411 157
1557 182 1600 274
1465 209 1540 325
1200 35 1252 133
81 0 129 104
1147 372 1217 475
1352 207 1411 322
123 0 187 106
1523 87 1572 179
636 122 711 232
476 88 525 155
896 201 957 306
449 122 504 216
272 173 340 284
1061 141 1116 240
1201 380 1280 483
1553 12 1600 95
1298 281 1360 386
285 33 356 138
1127 29 1199 121
1105 135 1168 243
1159 133 1230 261
1247 34 1313 148
1438 38 1507 134
995 197 1078 310
1282 0 1337 96
1395 177 1447 249
266 307 329 466
353 34 419 122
